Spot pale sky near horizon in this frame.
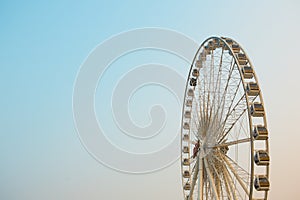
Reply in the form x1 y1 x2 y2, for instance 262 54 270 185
1 1 300 199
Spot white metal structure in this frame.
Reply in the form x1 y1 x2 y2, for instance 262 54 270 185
181 37 270 200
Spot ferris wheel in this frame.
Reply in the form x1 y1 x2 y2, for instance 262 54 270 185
181 37 270 200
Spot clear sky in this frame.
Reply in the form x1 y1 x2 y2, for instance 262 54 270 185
1 0 300 199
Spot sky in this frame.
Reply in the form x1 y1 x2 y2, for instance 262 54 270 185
1 0 300 199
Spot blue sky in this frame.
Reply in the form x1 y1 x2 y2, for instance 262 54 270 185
1 0 300 199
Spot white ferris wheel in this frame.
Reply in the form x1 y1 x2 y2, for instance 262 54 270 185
181 37 270 200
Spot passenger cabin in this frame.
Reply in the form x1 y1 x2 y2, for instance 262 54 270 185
213 38 218 43
213 38 219 47
187 89 194 97
204 45 211 54
190 78 197 86
254 175 270 191
254 150 270 166
183 122 190 130
250 103 265 117
246 82 260 96
183 134 189 141
242 66 254 79
185 111 191 118
183 146 189 153
192 69 199 77
216 40 224 48
224 44 230 51
195 60 202 68
183 170 190 178
184 182 191 190
183 158 190 165
237 53 248 65
200 52 206 60
186 99 192 107
253 125 268 140
225 39 233 45
232 44 240 53
208 41 216 51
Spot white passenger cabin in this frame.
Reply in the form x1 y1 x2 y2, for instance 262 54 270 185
254 175 270 191
183 122 190 130
195 60 202 68
246 82 260 96
190 78 197 86
185 111 191 118
231 44 240 53
237 53 248 65
186 99 192 107
184 182 191 190
183 146 189 153
183 134 189 141
182 158 190 165
242 65 254 79
254 150 270 166
192 69 199 77
250 103 265 117
183 170 190 178
253 125 268 140
187 89 194 97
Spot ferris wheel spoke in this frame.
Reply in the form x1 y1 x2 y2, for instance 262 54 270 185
189 158 200 198
203 59 213 126
221 170 233 200
222 155 250 197
210 152 239 200
220 171 227 200
207 59 235 133
217 58 235 117
216 48 224 94
207 52 218 125
191 111 200 138
203 157 220 200
209 157 226 199
215 75 242 128
222 163 238 200
194 79 203 128
213 137 251 148
194 98 206 141
225 155 250 183
217 93 247 143
218 107 247 143
201 67 208 124
219 77 243 126
192 89 204 139
210 49 225 126
216 52 224 111
197 157 204 200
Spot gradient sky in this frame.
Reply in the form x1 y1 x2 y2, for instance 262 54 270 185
1 1 300 199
